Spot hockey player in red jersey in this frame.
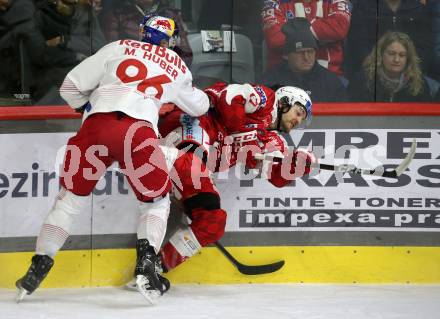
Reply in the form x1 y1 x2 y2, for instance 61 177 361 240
261 0 351 75
15 15 209 304
127 82 316 292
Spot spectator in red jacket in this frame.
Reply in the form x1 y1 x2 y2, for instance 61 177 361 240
261 0 351 75
263 18 348 102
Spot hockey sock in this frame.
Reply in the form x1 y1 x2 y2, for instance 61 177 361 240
137 194 170 253
35 188 90 257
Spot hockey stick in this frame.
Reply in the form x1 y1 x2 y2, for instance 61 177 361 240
256 139 417 179
318 139 417 178
214 241 285 275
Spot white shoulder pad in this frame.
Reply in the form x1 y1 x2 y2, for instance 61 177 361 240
225 84 261 114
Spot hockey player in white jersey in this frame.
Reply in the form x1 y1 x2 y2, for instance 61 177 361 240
15 15 210 304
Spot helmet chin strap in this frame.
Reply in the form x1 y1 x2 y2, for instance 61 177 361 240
276 107 283 131
276 100 292 132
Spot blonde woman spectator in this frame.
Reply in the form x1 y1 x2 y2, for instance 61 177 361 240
348 31 431 102
344 0 432 80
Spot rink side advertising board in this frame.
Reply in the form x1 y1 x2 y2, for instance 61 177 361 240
0 129 439 240
1 128 440 286
219 129 440 232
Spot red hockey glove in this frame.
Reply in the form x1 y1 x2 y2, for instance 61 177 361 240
245 130 287 169
268 148 317 188
258 130 287 154
291 148 316 176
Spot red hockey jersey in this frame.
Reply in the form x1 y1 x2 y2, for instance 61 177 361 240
261 0 351 75
159 82 283 172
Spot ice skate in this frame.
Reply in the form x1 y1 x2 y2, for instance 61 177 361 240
15 254 54 303
125 273 170 293
134 239 167 304
125 254 170 293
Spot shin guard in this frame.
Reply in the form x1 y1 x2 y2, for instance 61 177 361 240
160 226 202 271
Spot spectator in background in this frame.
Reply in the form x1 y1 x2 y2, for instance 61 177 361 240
0 0 35 102
344 0 432 81
99 0 192 66
261 0 351 76
348 31 431 102
24 0 86 104
432 0 440 80
67 0 106 57
0 0 9 10
263 18 348 102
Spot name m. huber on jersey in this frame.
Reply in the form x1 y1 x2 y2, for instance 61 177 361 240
119 39 186 80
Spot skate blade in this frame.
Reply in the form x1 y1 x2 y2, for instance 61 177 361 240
15 288 28 303
135 275 159 305
123 278 137 291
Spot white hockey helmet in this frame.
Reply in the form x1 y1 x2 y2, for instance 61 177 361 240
275 86 312 129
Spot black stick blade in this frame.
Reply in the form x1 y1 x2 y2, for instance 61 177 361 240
215 242 285 275
237 260 285 275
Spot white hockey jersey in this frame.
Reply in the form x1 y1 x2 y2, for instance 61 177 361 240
60 39 209 134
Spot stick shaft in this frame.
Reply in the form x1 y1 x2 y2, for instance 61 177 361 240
318 163 397 178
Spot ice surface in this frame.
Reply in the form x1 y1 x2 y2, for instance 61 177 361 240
1 284 440 319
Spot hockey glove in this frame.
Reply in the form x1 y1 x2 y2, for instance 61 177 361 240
246 130 287 169
268 148 317 188
74 102 91 114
